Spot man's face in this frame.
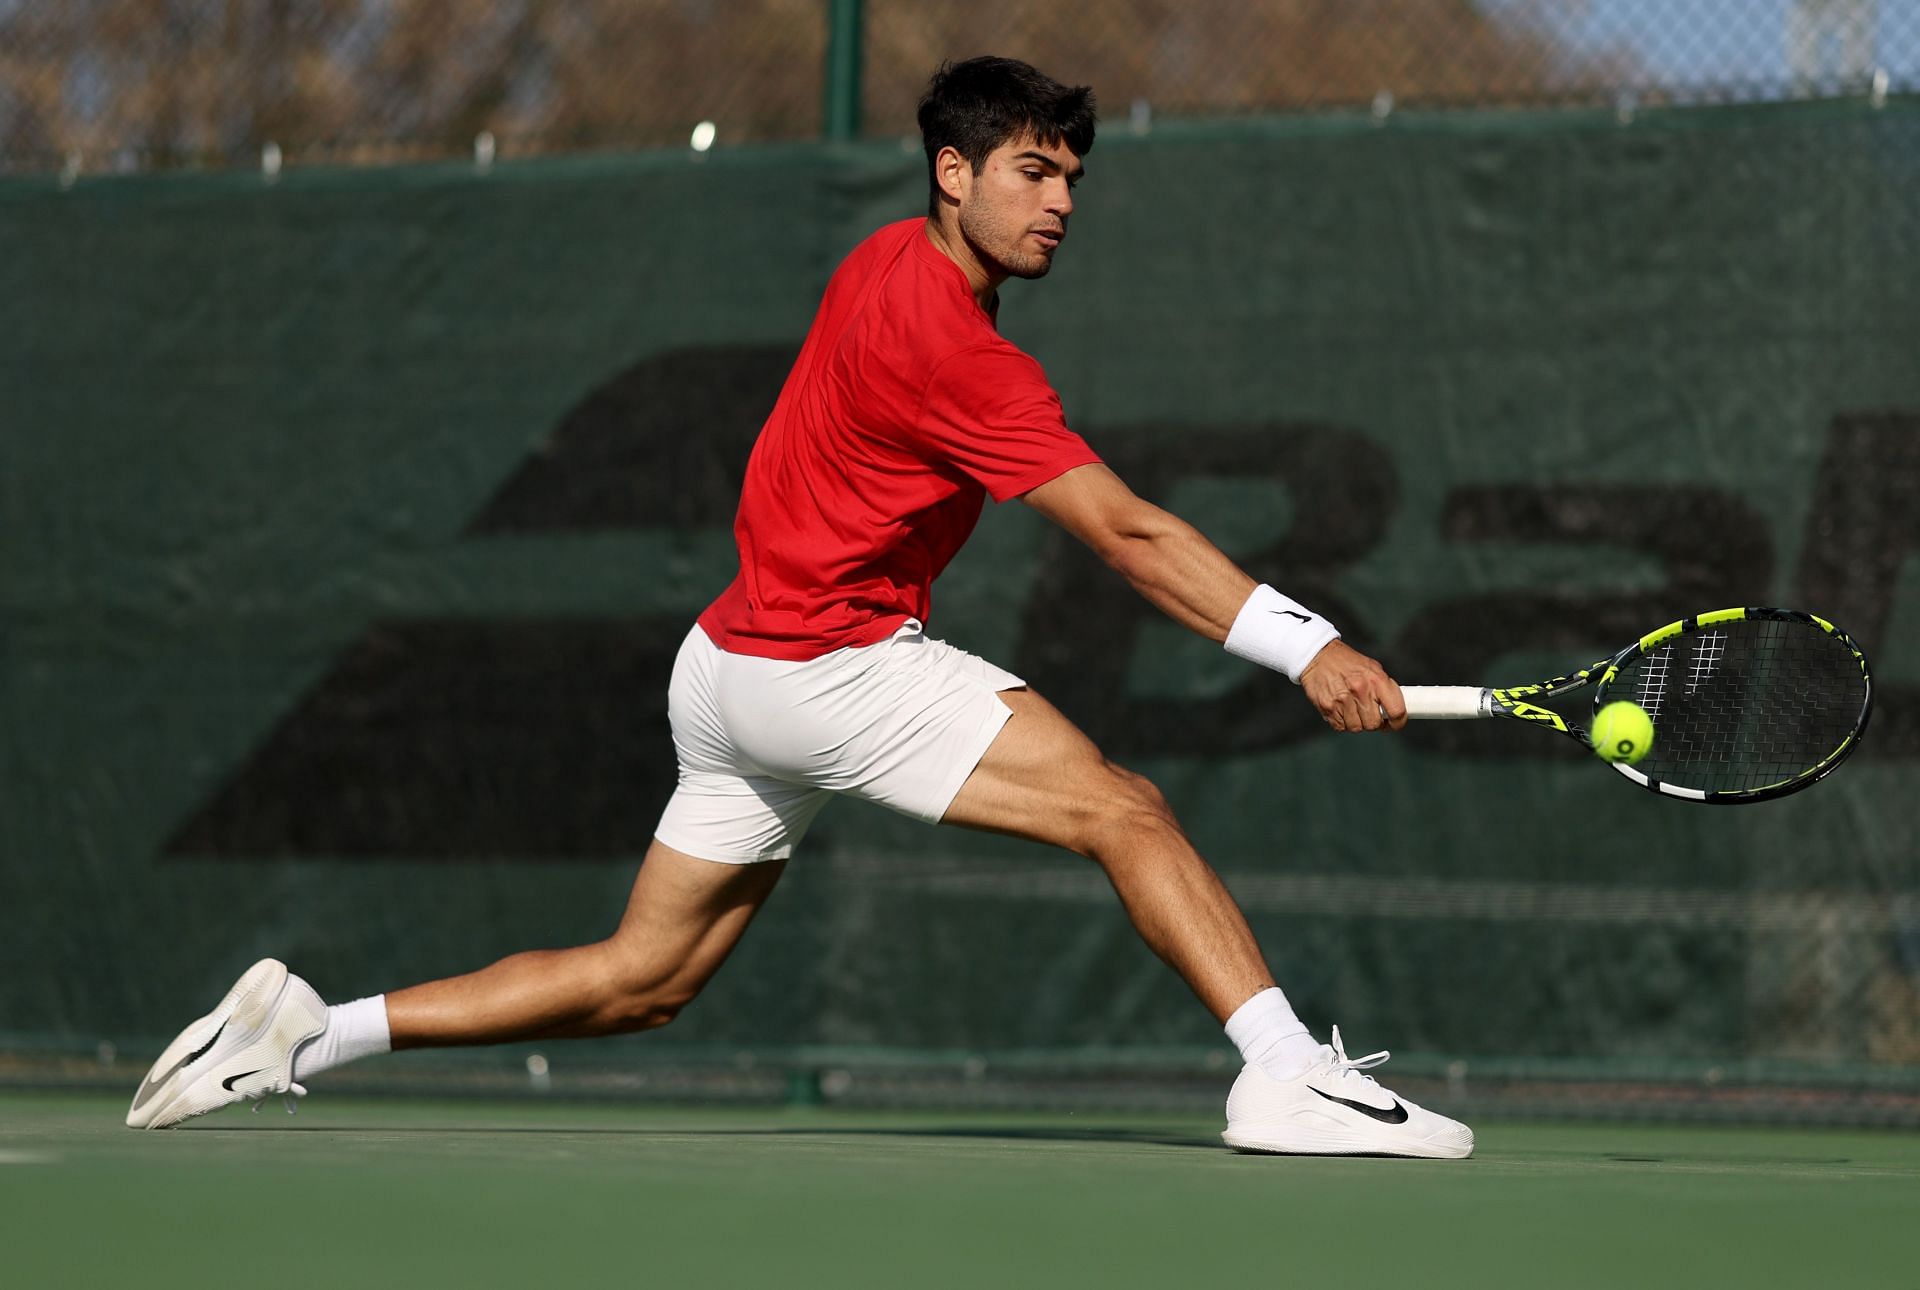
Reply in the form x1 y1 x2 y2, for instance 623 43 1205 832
953 134 1083 281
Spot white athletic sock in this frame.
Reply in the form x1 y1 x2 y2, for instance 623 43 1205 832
292 995 392 1082
1224 986 1323 1080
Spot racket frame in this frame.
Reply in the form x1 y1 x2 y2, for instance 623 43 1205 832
1403 606 1873 804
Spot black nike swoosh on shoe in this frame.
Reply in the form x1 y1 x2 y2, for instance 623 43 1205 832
221 1068 267 1092
129 1020 230 1113
1310 1086 1410 1124
183 1020 228 1067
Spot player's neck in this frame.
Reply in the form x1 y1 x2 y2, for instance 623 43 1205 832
922 217 1003 312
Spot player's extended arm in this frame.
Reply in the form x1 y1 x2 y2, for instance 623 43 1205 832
1022 464 1404 731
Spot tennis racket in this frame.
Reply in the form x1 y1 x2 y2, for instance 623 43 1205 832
1401 607 1872 803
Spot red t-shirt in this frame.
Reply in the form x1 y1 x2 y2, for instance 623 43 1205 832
698 219 1103 660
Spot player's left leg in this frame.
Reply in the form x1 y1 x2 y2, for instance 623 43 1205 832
127 841 788 1129
130 623 818 1129
386 839 787 1046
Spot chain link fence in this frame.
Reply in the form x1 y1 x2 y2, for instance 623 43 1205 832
870 0 1916 129
3 1 1916 173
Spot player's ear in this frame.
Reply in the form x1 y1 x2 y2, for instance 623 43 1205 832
934 146 971 206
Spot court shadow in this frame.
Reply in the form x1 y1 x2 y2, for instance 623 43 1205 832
188 1123 1222 1149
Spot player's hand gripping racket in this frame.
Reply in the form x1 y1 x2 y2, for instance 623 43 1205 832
1400 607 1872 803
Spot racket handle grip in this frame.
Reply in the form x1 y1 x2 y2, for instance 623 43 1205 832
1401 686 1490 719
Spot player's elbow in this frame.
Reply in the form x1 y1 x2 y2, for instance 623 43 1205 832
1095 531 1156 583
1092 509 1191 583
1085 500 1179 566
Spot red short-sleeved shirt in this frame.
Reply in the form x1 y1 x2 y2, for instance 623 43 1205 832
697 219 1103 660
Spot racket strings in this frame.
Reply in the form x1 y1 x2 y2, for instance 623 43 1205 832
1608 620 1864 794
1635 646 1671 719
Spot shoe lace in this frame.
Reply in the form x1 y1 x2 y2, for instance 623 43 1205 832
1326 1025 1391 1089
248 1081 308 1117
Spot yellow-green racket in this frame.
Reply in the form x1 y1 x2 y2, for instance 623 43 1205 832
1401 607 1872 803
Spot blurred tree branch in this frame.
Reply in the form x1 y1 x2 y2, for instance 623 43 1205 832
0 0 1671 173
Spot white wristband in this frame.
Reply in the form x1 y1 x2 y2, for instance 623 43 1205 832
1223 584 1340 683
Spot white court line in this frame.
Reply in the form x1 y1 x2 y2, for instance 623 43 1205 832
0 1150 57 1164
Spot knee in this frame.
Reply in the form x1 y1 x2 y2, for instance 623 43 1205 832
602 986 696 1035
1071 764 1183 860
594 958 703 1035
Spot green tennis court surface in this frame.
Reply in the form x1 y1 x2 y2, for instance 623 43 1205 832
4 1092 1916 1289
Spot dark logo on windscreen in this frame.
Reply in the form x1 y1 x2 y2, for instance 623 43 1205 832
162 387 1918 864
165 346 794 861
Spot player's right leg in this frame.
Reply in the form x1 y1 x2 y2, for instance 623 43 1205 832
942 686 1473 1159
940 687 1271 1021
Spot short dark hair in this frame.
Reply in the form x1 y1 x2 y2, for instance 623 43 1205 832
918 57 1097 217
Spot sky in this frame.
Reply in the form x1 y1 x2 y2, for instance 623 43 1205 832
1494 0 1914 89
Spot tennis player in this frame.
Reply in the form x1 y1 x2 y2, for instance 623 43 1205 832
129 56 1472 1159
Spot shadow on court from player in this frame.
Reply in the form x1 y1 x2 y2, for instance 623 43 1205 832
183 1121 1224 1149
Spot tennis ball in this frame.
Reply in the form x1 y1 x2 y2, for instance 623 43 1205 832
1591 701 1654 765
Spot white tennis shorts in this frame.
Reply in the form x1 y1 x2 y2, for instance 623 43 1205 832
654 620 1023 864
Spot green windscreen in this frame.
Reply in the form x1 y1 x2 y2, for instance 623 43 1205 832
4 102 1917 1117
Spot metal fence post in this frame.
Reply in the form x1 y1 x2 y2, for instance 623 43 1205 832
823 0 863 141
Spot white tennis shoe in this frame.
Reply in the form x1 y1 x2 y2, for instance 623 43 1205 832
1222 1026 1474 1159
125 958 328 1130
